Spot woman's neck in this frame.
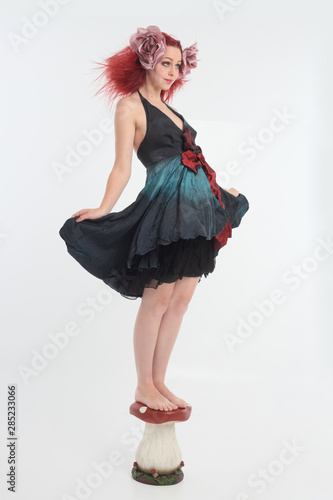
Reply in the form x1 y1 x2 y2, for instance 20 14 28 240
138 86 162 103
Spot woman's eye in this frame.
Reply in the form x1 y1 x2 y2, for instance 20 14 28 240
162 62 181 69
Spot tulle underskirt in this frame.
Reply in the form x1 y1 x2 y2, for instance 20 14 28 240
102 234 217 299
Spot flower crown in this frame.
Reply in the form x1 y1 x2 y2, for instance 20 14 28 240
129 25 198 79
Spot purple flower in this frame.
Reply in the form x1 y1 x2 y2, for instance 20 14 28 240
178 42 199 79
129 25 166 70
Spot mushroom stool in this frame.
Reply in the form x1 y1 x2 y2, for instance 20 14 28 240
129 401 192 485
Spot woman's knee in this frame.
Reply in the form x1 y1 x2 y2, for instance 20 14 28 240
141 282 175 315
166 277 200 315
167 296 190 316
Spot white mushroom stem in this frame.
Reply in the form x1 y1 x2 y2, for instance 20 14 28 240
135 421 182 475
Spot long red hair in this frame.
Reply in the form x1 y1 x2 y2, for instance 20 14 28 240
91 32 190 111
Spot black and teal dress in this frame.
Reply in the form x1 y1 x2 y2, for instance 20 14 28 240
59 89 250 300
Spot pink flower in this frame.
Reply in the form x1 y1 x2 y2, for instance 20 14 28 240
178 42 199 79
129 25 166 70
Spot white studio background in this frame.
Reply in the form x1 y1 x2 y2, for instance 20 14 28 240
1 1 333 499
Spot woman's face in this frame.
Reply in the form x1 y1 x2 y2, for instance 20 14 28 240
149 45 182 89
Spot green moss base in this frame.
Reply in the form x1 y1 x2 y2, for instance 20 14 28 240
131 466 184 485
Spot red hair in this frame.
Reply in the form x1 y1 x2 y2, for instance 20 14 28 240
90 32 190 111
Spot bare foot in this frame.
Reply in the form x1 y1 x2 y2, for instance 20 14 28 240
154 383 189 408
135 385 178 411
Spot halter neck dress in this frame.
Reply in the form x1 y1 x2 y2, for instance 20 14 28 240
59 89 250 299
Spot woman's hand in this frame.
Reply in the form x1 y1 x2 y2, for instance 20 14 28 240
222 187 240 197
71 208 109 222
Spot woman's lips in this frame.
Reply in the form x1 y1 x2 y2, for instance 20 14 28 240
165 79 173 83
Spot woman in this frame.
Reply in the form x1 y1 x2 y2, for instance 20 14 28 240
59 25 249 412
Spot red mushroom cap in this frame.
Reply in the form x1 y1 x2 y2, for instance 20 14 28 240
129 401 192 424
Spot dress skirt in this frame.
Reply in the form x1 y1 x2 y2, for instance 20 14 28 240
59 153 249 300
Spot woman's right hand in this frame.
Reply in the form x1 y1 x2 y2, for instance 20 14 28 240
71 208 109 222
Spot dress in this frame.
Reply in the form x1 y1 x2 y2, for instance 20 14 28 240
59 90 250 300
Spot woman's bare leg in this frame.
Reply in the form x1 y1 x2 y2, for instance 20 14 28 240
134 280 179 411
152 276 200 408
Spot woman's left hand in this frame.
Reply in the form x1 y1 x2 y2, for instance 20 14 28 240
223 187 240 197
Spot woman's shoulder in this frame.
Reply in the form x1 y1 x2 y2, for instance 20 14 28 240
118 91 141 108
115 92 141 123
168 104 178 112
161 96 178 113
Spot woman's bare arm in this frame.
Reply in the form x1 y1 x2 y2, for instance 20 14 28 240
72 98 136 222
99 98 135 213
